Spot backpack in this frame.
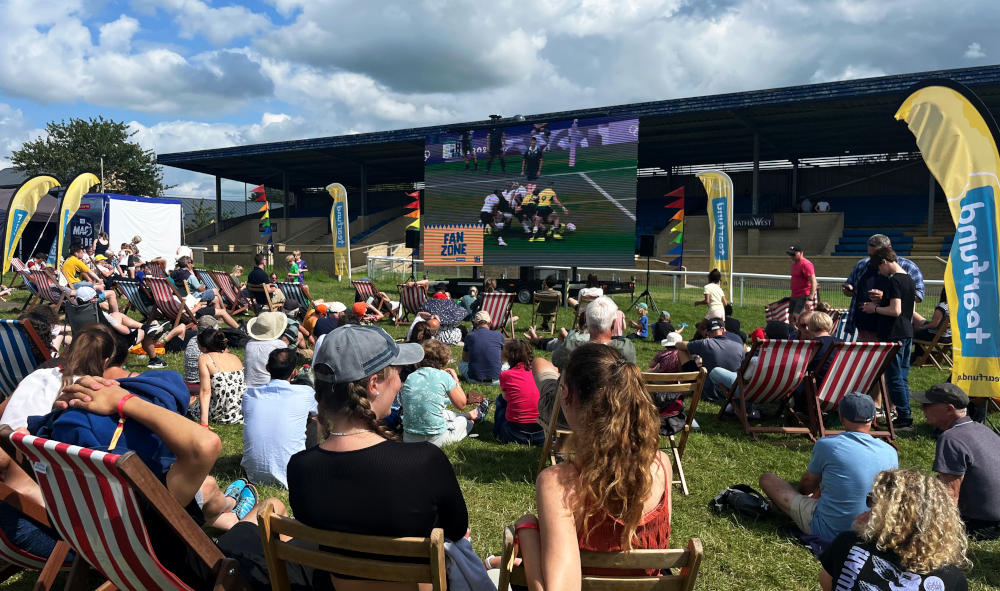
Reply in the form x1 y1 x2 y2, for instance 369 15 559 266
710 484 771 521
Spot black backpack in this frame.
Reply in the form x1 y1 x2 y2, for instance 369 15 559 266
710 484 771 521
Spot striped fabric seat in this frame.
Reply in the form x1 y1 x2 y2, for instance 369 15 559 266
0 478 73 588
195 269 218 292
352 280 379 302
29 271 65 308
6 430 241 591
9 258 27 273
116 278 155 321
0 319 49 400
145 276 195 325
830 308 856 341
146 261 167 278
810 341 899 440
718 339 821 440
396 282 428 323
208 270 250 315
277 282 312 309
478 292 516 335
764 295 818 324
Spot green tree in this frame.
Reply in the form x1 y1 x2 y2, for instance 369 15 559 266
190 198 214 230
11 116 167 197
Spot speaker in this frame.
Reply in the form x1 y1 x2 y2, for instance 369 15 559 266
638 234 656 258
405 228 420 248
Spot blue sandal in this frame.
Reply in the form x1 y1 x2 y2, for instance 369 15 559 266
223 478 248 501
231 484 259 520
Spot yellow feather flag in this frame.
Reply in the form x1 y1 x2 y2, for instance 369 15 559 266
3 175 60 274
326 182 351 279
56 173 99 268
698 170 734 300
896 81 1000 397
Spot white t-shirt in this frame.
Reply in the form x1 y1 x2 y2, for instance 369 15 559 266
1 367 63 429
244 339 287 388
703 282 726 319
481 194 500 213
242 379 317 488
176 245 193 260
816 201 830 212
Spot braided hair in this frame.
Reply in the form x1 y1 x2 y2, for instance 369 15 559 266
314 366 397 441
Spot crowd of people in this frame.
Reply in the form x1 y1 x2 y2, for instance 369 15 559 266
0 235 995 591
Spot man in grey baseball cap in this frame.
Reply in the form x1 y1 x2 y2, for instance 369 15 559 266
916 383 1000 539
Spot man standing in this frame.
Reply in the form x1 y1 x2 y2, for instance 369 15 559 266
460 311 505 385
460 129 477 171
914 383 1000 540
678 317 744 402
842 234 924 340
759 393 898 540
786 245 817 323
486 124 506 173
242 348 317 488
521 137 544 181
862 247 916 430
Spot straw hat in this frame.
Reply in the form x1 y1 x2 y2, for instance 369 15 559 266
246 311 288 341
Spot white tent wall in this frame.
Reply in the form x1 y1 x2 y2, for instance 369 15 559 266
106 195 182 269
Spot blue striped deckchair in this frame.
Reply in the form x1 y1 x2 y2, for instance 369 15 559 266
115 278 155 322
195 269 219 292
277 282 312 310
16 271 39 311
0 319 50 400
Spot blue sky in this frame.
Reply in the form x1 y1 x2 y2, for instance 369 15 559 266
0 0 995 198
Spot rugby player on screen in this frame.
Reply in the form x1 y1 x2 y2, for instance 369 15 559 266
532 183 569 241
486 125 506 172
521 137 544 180
461 129 477 170
479 188 508 247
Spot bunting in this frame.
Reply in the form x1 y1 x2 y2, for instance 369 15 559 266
405 190 421 228
663 187 685 269
251 185 267 202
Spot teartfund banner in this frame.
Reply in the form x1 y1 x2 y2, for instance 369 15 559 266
56 173 99 267
326 182 351 279
698 170 734 299
896 81 1000 397
2 175 59 274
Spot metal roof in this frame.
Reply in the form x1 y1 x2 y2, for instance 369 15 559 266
158 64 1000 191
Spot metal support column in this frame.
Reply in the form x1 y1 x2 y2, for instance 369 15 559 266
791 158 799 209
214 176 222 236
360 163 368 230
282 172 289 243
928 171 935 237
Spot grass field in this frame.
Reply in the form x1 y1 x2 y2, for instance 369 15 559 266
1 270 998 591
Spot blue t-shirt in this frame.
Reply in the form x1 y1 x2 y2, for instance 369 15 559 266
400 367 457 435
807 431 898 539
463 327 505 381
638 315 649 337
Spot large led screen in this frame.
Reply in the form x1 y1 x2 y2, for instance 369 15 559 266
423 116 638 267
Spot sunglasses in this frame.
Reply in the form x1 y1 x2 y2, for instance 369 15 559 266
866 493 874 508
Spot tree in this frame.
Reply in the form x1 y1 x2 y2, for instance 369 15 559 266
11 116 167 197
190 198 215 230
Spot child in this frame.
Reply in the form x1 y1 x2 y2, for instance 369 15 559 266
628 302 649 339
293 250 308 282
285 255 300 283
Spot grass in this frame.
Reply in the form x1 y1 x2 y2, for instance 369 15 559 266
1 270 998 590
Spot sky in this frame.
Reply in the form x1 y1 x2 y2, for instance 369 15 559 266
0 0 995 199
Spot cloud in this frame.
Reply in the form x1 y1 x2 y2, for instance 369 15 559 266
0 102 41 169
965 42 985 59
131 0 271 45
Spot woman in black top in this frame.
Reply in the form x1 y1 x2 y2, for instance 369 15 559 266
820 469 968 591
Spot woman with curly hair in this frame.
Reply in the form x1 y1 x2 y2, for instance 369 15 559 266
515 343 670 588
819 469 969 591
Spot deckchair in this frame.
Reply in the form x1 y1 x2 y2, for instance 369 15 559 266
116 277 156 322
16 270 39 312
829 308 855 341
208 270 251 316
716 339 821 441
0 319 50 400
643 369 707 496
912 314 953 370
351 279 380 303
3 428 244 591
764 296 818 324
277 282 313 310
7 258 27 288
246 283 275 313
257 500 446 591
478 291 516 336
28 271 65 310
531 291 561 335
808 341 899 441
194 269 219 293
571 293 598 331
396 282 428 324
0 479 73 590
144 276 197 326
145 260 167 278
499 526 703 591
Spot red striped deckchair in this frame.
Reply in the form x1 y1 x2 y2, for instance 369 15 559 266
144 276 196 326
146 260 167 278
28 270 65 309
808 341 899 441
352 279 380 302
4 429 244 591
396 282 428 323
764 294 819 324
0 479 73 589
15 269 39 311
478 292 516 336
717 339 821 440
7 258 28 288
208 270 250 315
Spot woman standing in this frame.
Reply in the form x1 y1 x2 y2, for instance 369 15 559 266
516 344 671 588
190 328 245 425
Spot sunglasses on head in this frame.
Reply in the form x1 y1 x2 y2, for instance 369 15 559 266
866 493 874 508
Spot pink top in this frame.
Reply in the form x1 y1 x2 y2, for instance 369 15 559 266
790 257 815 297
499 366 540 423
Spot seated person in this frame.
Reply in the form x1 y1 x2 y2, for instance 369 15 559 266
532 274 562 331
567 273 604 308
189 329 245 426
915 383 1000 540
791 311 842 413
677 317 744 402
313 302 346 339
459 311 505 385
494 339 544 446
401 340 488 447
247 253 286 309
245 312 291 388
351 300 384 324
550 296 636 372
759 393 898 541
242 348 316 488
62 242 118 313
911 287 951 363
651 310 682 342
184 315 219 394
515 344 671 586
819 469 969 591
627 302 649 339
25 250 48 271
459 286 479 320
649 332 682 373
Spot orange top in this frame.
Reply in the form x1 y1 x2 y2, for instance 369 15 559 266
577 455 671 576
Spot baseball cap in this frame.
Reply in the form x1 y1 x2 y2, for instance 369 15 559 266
749 328 766 341
197 315 219 330
94 254 107 261
315 303 328 315
839 392 876 423
911 383 969 408
76 286 97 302
432 292 448 300
473 310 491 325
314 325 424 384
660 332 683 348
283 298 301 312
352 302 368 316
329 301 347 313
637 302 648 310
786 245 803 255
706 317 725 332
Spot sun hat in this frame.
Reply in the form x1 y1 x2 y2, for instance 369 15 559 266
313 325 424 384
839 392 876 423
352 302 368 316
329 301 347 313
911 383 969 409
473 310 491 325
76 286 97 302
660 332 683 348
246 311 288 341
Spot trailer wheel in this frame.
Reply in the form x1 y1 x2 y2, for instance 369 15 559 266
517 289 532 305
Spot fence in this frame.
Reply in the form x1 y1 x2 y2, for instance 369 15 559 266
366 255 943 320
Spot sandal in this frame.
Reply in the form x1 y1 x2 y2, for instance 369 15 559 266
223 478 248 500
231 484 259 520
